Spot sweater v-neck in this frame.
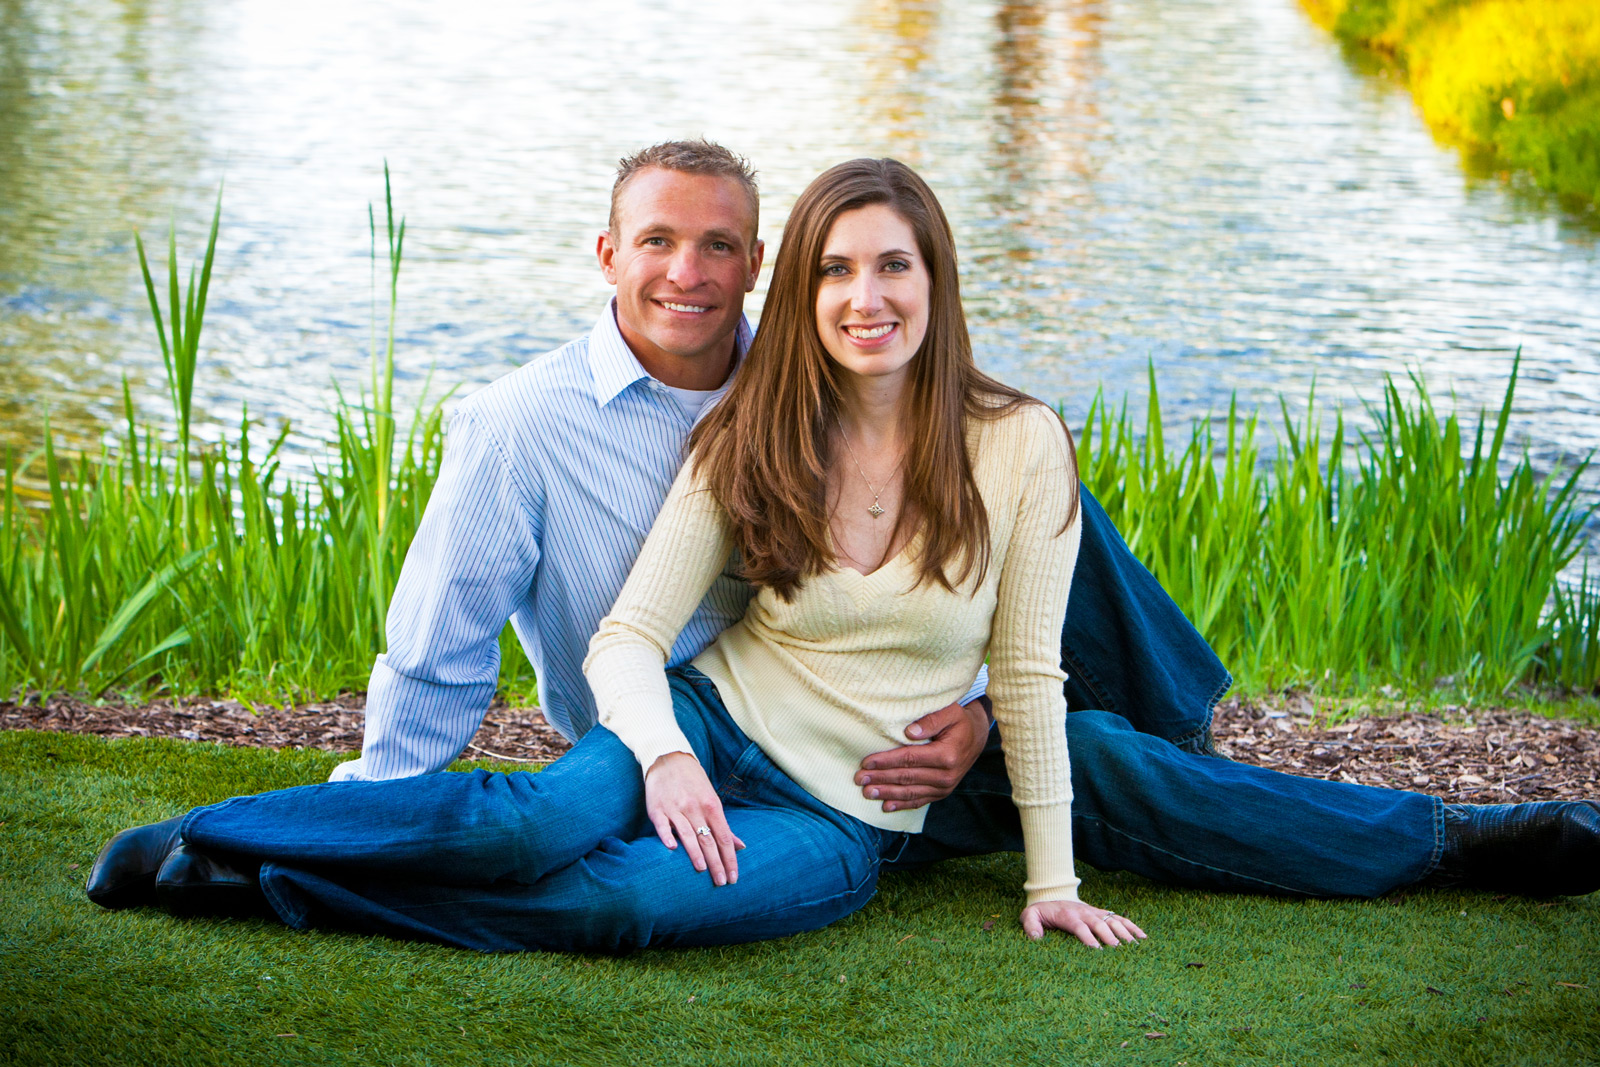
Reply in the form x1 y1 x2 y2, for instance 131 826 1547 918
830 528 919 582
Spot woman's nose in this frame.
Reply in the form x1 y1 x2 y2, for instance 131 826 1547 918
850 274 881 313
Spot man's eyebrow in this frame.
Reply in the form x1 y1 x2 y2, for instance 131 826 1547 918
632 224 748 246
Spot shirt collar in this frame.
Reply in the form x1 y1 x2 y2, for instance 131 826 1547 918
587 297 753 408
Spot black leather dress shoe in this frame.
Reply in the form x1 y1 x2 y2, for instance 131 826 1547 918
155 844 270 918
85 815 186 910
1428 801 1600 896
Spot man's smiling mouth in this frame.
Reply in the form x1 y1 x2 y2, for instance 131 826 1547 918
660 301 710 314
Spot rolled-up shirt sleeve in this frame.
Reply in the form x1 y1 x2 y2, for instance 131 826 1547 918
330 407 542 781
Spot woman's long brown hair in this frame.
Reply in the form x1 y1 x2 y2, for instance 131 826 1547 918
690 158 1079 601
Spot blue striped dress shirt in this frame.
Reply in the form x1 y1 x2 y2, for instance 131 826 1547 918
331 299 984 782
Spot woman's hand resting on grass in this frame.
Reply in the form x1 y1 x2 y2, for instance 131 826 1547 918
644 752 746 887
1021 899 1147 947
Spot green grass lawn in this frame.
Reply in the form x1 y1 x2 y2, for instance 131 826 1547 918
2 731 1596 1067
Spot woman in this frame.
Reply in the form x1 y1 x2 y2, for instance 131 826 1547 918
85 159 1144 952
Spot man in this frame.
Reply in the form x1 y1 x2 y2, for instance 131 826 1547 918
93 141 1596 919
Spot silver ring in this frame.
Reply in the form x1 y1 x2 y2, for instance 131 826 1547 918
1104 911 1117 918
696 826 712 837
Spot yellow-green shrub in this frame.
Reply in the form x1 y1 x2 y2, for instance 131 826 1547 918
1303 0 1600 203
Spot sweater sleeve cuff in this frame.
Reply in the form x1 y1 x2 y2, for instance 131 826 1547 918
1020 804 1081 905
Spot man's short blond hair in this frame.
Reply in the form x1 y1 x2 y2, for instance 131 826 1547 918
609 140 760 241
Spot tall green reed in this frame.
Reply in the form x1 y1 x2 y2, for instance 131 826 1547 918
0 180 450 703
1081 361 1598 697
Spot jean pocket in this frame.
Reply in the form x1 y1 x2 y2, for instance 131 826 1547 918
879 831 911 864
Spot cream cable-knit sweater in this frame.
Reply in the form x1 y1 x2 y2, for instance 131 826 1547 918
583 401 1083 904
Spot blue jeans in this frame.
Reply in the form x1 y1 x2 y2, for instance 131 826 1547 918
1062 486 1231 751
910 484 1444 894
183 668 905 953
892 711 1441 896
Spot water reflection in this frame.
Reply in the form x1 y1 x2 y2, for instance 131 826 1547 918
0 0 206 450
851 0 941 161
0 0 1595 539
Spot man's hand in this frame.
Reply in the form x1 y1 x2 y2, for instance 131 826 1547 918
855 697 990 812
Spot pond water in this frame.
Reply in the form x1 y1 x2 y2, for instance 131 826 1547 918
1 0 1596 538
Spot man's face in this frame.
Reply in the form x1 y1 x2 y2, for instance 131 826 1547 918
598 168 764 378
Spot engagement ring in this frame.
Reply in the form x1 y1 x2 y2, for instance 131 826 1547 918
696 826 712 837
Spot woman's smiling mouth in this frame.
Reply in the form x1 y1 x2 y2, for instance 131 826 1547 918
844 323 897 342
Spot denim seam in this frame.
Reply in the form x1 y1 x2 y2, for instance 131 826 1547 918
725 743 766 789
1424 795 1446 882
177 806 204 843
1059 644 1116 717
374 867 884 948
658 867 882 944
1169 669 1233 754
881 832 911 865
257 864 310 929
1077 812 1318 897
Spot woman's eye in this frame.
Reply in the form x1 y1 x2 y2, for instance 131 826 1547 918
821 263 848 277
884 259 910 273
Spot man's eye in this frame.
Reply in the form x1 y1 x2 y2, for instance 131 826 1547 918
709 241 731 252
644 237 667 246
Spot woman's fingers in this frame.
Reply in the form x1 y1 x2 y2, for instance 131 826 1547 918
667 810 714 879
1109 915 1147 941
1022 901 1146 948
707 807 740 885
671 807 740 886
648 809 679 851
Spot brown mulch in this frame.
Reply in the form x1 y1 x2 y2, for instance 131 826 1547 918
0 693 571 765
3 691 1597 802
1210 697 1599 802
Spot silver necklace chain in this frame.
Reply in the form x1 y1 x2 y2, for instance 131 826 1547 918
839 425 902 519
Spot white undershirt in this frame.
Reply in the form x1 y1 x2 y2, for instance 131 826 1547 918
661 380 729 425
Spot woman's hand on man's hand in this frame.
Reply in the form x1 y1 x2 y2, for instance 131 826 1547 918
1020 899 1147 947
644 752 745 886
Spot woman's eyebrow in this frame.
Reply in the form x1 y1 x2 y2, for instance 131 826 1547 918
818 247 916 261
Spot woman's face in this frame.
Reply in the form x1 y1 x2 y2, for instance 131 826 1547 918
814 203 930 385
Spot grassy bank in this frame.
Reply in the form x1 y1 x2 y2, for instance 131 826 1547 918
0 191 1596 709
3 730 1597 1066
1301 0 1600 204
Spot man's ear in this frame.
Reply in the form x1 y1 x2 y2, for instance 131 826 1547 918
746 238 765 292
597 230 619 285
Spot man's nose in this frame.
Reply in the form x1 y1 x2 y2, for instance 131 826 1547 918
665 247 706 290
